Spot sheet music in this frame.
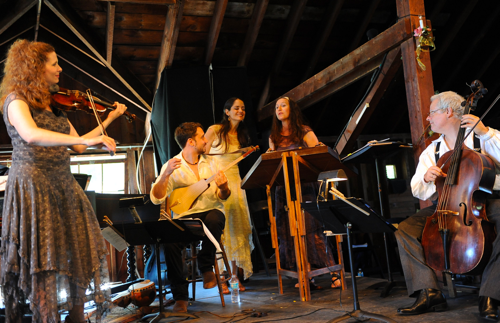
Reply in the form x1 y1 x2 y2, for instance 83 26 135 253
101 227 129 252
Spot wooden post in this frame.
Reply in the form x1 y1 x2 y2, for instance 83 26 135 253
396 0 434 209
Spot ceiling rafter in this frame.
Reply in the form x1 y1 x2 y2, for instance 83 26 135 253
155 0 185 89
257 0 308 110
237 0 269 67
348 0 381 53
301 0 344 82
0 0 37 36
97 0 176 4
43 0 153 110
204 0 228 65
442 4 500 90
105 2 115 64
258 17 413 122
431 0 479 68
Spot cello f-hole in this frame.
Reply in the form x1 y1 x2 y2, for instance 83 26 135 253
459 202 471 226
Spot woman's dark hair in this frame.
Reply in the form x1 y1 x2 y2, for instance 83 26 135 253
213 97 250 152
269 97 307 148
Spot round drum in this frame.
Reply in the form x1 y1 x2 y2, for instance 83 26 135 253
113 290 132 308
128 280 156 307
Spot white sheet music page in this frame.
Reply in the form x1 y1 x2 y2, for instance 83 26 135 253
101 227 129 252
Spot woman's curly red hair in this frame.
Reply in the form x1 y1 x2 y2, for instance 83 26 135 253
0 39 55 113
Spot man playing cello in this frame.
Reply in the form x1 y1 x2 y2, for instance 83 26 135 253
396 91 500 321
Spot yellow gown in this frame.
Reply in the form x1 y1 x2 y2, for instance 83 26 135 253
209 125 254 279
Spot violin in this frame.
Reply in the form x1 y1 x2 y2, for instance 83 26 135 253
51 87 136 123
421 80 496 275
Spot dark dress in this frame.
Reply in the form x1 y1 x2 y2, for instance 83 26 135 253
273 127 336 270
0 94 109 323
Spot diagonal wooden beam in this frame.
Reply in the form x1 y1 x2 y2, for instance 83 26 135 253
105 2 115 64
237 0 269 67
204 0 228 65
258 17 413 122
335 48 402 155
44 0 152 110
431 0 478 68
156 0 185 89
0 0 37 35
257 0 308 110
348 0 381 53
301 0 344 82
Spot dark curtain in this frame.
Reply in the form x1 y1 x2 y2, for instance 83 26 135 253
151 66 260 175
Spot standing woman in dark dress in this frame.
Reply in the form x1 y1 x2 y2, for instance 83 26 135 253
0 40 125 322
268 96 341 289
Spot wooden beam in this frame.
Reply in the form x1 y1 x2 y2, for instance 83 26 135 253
258 17 413 122
34 0 42 41
301 0 344 81
431 0 478 68
97 0 176 4
348 0 381 53
106 2 115 64
0 0 37 35
442 4 500 90
396 0 434 209
257 0 307 110
335 48 402 155
237 0 269 67
204 0 228 65
155 0 185 89
44 0 153 110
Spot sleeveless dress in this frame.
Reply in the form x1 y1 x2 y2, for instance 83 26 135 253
0 94 110 322
273 127 336 270
209 125 254 279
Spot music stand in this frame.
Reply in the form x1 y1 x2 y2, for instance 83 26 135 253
303 198 397 323
113 220 204 322
342 141 410 297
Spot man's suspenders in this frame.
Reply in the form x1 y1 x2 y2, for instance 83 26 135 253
434 135 481 164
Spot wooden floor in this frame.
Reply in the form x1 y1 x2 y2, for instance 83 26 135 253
98 270 485 323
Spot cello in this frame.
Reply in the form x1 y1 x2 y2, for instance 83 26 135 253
422 81 497 275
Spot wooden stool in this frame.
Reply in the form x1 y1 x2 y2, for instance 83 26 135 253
185 240 232 306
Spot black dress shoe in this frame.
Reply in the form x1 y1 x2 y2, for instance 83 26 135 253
479 296 499 321
397 288 448 315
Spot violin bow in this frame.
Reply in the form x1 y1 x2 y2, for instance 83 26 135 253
86 89 115 156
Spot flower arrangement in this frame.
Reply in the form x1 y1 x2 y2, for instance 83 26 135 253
414 16 435 71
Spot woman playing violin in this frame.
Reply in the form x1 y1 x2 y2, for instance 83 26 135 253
0 39 126 322
396 91 500 321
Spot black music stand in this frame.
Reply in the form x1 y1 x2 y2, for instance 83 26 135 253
342 141 410 297
113 220 204 322
303 198 397 323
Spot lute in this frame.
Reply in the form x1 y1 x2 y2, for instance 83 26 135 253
167 146 259 215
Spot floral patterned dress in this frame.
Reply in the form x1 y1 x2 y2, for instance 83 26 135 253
209 125 254 279
0 93 110 323
273 126 336 270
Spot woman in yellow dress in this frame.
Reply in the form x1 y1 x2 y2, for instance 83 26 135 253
205 97 253 293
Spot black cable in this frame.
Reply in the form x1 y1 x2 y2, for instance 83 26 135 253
249 308 349 323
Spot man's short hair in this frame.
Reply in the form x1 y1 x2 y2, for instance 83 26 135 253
430 91 465 118
174 122 203 149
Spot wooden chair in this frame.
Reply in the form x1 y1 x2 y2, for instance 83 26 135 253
185 240 232 306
